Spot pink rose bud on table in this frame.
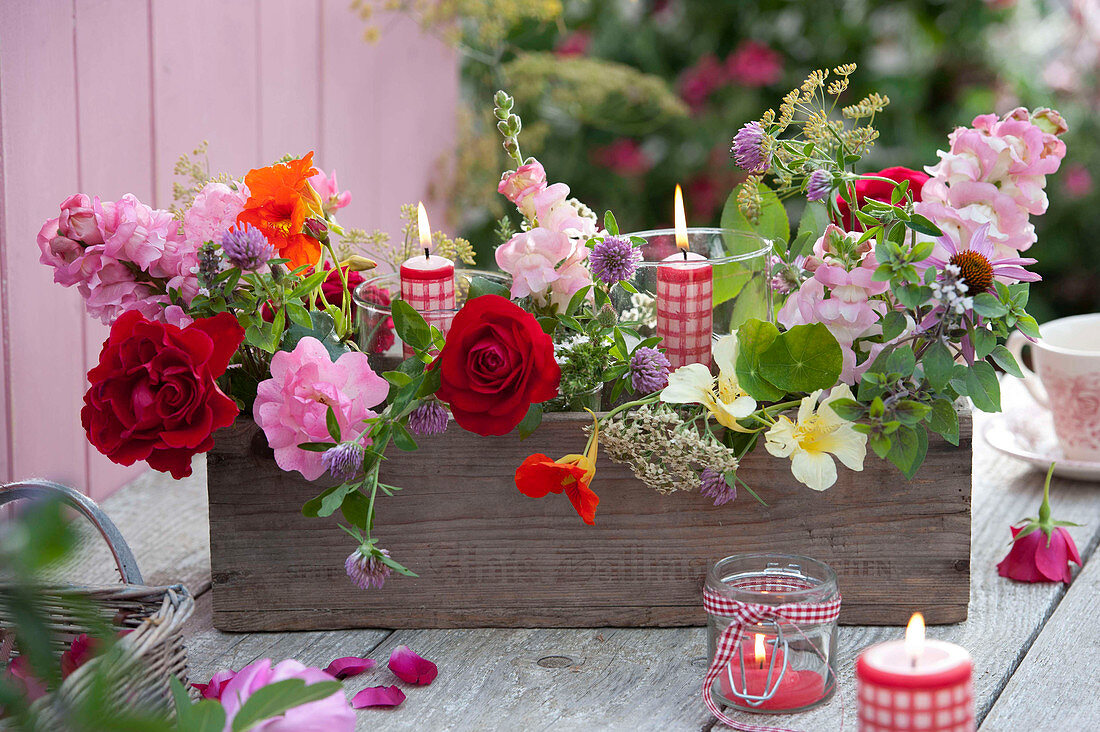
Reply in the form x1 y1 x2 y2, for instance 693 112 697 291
997 463 1082 583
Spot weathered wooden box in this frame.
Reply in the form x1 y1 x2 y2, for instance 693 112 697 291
207 411 971 632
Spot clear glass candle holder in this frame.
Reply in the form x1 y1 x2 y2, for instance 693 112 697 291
615 228 773 338
706 553 839 714
352 270 511 373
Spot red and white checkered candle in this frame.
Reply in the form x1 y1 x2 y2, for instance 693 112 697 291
399 202 455 358
856 613 974 732
656 184 712 370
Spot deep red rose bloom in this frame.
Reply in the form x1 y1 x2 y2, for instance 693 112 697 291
431 294 560 436
997 524 1082 583
834 166 930 231
81 310 244 479
320 264 365 313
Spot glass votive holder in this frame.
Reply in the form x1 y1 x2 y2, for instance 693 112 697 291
705 553 840 715
352 270 511 373
615 228 773 338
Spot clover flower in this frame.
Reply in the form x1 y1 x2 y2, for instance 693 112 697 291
321 441 365 481
407 401 449 436
699 467 737 506
220 223 275 272
589 235 642 285
731 121 771 172
629 347 671 393
345 546 392 590
805 169 832 202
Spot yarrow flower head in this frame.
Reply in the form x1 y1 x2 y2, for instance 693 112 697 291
406 401 448 436
589 235 642 285
805 168 832 202
629 347 671 393
220 223 275 271
731 121 772 172
699 467 736 506
321 441 364 481
345 546 392 590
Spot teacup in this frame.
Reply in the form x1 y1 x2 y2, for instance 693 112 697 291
1007 313 1100 462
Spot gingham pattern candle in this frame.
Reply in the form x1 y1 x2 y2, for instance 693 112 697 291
399 255 455 358
656 251 712 370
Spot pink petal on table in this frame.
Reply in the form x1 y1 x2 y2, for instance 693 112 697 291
323 656 377 679
351 685 406 708
192 669 237 700
387 645 438 685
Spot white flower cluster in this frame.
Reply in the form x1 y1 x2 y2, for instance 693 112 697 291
930 263 973 315
620 291 656 326
553 333 591 364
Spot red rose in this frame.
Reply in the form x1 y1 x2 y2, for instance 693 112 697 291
81 310 244 479
321 264 365 313
834 166 930 231
432 294 560 436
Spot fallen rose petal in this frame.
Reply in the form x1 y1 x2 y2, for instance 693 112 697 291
192 668 237 700
61 633 98 678
323 656 377 680
387 645 438 685
352 685 406 708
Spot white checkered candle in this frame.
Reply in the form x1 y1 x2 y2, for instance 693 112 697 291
856 613 974 732
399 203 455 358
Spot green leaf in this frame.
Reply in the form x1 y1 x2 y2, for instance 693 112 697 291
971 328 995 360
416 366 441 398
297 441 334 452
990 345 1024 378
881 311 907 341
302 483 356 519
1016 315 1041 339
886 425 928 479
517 402 543 440
922 342 954 391
758 323 843 393
326 405 341 442
734 319 786 401
894 400 932 426
285 301 313 329
383 370 413 387
603 210 619 236
829 397 864 422
905 214 943 237
972 292 1009 318
340 490 370 528
796 201 830 247
965 361 1001 412
391 298 432 350
172 677 227 732
287 270 328 299
280 310 346 362
231 679 343 732
884 345 917 379
468 275 511 300
720 181 790 244
927 398 960 446
393 422 418 451
566 285 592 317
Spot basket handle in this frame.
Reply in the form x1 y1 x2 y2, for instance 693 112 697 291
0 479 144 585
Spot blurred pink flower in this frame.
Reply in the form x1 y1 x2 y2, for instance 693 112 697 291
1063 164 1093 199
309 168 352 216
726 41 782 87
555 31 590 57
183 181 249 247
591 139 652 177
254 337 389 480
218 658 354 732
679 54 726 110
194 669 237 699
686 175 723 222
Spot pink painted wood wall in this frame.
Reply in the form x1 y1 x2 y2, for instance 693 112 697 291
0 0 458 501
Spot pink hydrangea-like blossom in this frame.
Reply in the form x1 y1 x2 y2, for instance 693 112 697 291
217 658 355 732
183 181 249 247
254 337 389 481
308 168 351 216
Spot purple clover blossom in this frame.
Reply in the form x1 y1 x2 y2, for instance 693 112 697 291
700 468 736 506
731 121 771 172
629 346 671 393
345 547 392 590
321 441 364 481
589 235 643 286
406 401 448 436
220 223 275 271
806 169 832 202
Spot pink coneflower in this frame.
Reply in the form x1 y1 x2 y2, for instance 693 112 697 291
920 223 1040 292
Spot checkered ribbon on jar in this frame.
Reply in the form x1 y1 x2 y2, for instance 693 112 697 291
702 581 842 731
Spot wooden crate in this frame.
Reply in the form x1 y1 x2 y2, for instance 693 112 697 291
207 411 971 631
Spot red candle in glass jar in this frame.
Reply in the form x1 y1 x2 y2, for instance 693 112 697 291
716 633 827 711
856 613 974 732
656 185 712 370
399 202 454 358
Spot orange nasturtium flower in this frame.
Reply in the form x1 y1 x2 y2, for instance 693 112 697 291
514 411 600 525
236 152 325 270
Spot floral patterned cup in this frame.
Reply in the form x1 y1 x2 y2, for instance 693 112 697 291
1007 313 1100 461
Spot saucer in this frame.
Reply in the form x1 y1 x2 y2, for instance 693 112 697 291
983 404 1100 482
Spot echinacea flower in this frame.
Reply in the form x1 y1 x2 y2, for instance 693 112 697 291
406 401 448 436
236 152 325 270
730 121 771 172
919 223 1040 293
805 169 832 202
764 384 867 491
220 223 275 271
630 346 671 393
660 335 756 430
589 235 642 285
699 467 736 506
514 411 600 524
321 441 365 482
388 645 438 685
345 546 393 590
997 464 1082 583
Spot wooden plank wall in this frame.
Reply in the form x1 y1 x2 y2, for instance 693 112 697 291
0 0 458 500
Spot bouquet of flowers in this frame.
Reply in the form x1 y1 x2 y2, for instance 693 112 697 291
39 64 1066 590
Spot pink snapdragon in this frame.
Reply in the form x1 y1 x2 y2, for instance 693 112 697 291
183 181 249 246
495 227 573 300
254 337 389 481
309 168 352 216
498 160 547 220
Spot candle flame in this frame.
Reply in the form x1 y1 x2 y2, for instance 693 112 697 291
905 612 926 665
674 184 688 251
753 633 766 666
417 201 432 253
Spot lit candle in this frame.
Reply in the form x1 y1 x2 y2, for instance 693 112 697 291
656 184 712 370
856 613 974 732
716 632 827 711
399 202 455 357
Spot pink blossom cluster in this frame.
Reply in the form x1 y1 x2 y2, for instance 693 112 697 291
494 159 597 310
779 225 893 384
916 107 1068 258
38 193 200 325
181 181 249 247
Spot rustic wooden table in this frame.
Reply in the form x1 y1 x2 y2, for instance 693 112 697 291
57 380 1100 730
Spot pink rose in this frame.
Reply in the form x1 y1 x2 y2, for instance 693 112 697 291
217 659 354 732
183 181 249 247
58 193 103 244
498 160 547 218
308 168 351 216
254 337 389 481
495 227 574 301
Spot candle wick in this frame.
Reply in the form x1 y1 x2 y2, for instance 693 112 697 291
424 248 430 261
910 657 918 670
681 248 688 262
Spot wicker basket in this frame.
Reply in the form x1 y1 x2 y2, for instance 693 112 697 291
0 480 194 727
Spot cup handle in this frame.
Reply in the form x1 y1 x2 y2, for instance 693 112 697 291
1006 331 1049 408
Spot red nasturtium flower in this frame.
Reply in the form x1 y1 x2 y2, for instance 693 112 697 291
515 412 600 524
834 166 930 231
236 152 325 270
997 464 1082 584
